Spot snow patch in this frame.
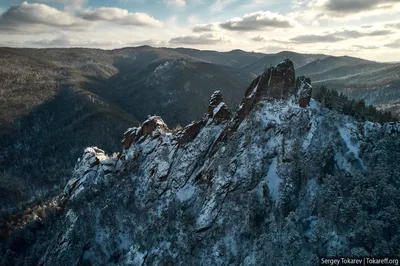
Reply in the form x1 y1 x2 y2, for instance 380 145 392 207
248 84 258 98
213 102 225 116
176 184 195 202
338 126 366 170
265 157 281 202
308 98 319 110
124 246 148 265
338 127 359 156
302 121 317 150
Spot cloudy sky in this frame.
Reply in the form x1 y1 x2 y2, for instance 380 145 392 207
0 0 399 61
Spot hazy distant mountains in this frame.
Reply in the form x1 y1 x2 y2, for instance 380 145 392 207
0 45 399 217
295 56 400 117
240 51 328 74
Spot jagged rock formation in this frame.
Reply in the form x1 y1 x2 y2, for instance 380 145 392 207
218 59 310 142
2 60 400 266
122 116 170 150
207 90 230 123
296 76 312 107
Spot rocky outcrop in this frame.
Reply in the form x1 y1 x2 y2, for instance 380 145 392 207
207 91 230 123
176 91 230 146
4 58 400 266
207 91 224 116
122 116 170 149
6 91 400 266
177 121 205 145
296 76 312 107
217 59 313 143
264 59 296 100
63 147 120 199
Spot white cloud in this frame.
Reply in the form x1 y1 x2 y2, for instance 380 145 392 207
0 1 85 31
353 45 379 50
34 0 86 5
77 7 162 27
251 35 266 42
0 2 163 35
385 39 400 48
164 0 186 8
240 0 277 9
385 21 400 29
219 11 299 31
193 23 218 32
257 44 292 53
209 0 238 13
169 33 229 45
305 0 400 18
1 0 399 62
29 35 126 48
187 15 200 25
322 0 399 14
291 28 393 43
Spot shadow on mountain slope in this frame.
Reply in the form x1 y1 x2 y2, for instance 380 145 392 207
0 87 137 219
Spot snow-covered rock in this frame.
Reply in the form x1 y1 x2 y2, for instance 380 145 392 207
5 59 400 266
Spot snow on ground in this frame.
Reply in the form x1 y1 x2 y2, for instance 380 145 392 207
306 179 318 199
265 157 281 202
302 120 317 151
308 98 319 110
338 127 359 156
153 61 171 75
124 246 148 265
196 195 217 230
338 125 366 170
176 184 196 202
256 100 284 125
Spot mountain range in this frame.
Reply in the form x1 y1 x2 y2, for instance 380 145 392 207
1 59 399 265
0 46 399 221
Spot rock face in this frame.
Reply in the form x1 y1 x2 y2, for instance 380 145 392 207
207 90 224 115
177 121 205 145
296 76 312 107
207 90 230 123
218 59 310 142
122 116 170 149
2 59 400 266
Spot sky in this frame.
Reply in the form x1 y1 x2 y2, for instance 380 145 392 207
0 0 399 61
